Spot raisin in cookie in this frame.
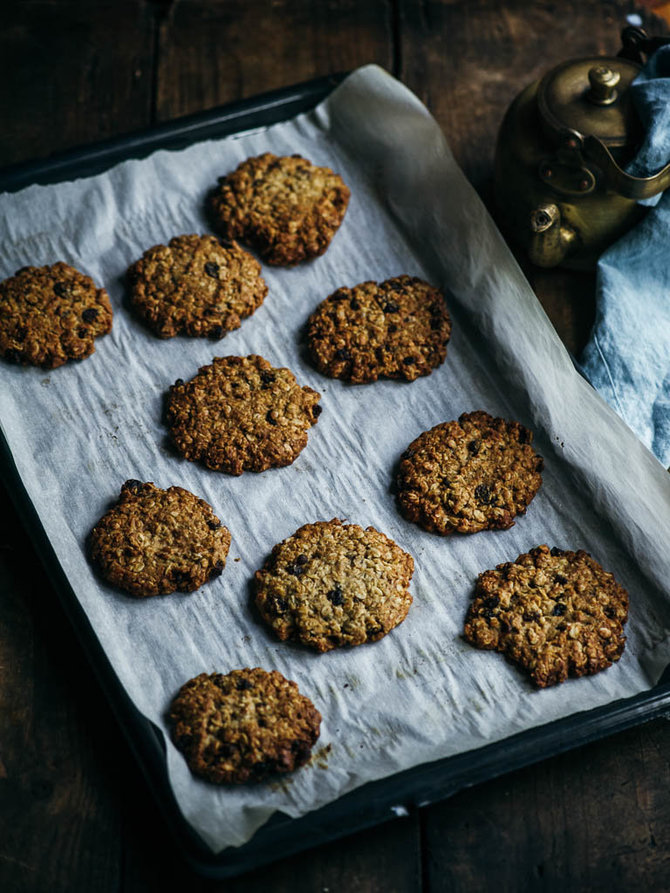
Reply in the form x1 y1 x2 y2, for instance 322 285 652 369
169 668 321 784
255 519 414 652
208 153 350 265
165 354 322 475
0 262 113 368
464 545 629 687
397 411 543 535
127 234 267 339
307 276 451 383
89 480 231 598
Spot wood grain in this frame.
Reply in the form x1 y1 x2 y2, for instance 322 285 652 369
0 1 155 167
121 808 420 892
422 721 670 892
0 483 125 893
154 0 395 121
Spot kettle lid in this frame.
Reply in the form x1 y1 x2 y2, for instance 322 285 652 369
537 56 641 147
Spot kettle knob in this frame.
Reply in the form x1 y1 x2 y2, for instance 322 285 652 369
587 65 621 105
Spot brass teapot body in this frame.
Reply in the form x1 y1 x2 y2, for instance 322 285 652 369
495 27 670 270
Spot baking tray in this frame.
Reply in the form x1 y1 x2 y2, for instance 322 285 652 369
2 74 670 879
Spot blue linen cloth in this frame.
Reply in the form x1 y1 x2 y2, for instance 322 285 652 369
580 46 670 466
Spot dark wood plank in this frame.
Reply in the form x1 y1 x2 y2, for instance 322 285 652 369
121 812 421 893
523 264 597 356
154 0 395 120
0 3 154 890
0 1 155 167
0 483 125 893
422 720 670 891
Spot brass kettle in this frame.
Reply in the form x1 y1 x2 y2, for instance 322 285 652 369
495 27 670 270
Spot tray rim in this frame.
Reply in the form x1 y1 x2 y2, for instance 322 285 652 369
2 72 670 879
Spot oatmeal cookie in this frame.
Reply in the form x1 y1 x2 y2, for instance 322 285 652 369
464 545 629 687
208 152 350 265
0 262 113 368
307 276 451 383
255 519 414 652
397 411 543 535
89 480 231 598
168 668 321 784
165 354 322 475
127 234 267 339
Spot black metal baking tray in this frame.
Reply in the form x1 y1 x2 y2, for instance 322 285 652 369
2 74 670 879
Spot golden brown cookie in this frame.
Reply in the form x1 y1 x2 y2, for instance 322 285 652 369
165 354 322 475
396 411 543 535
0 262 113 368
255 519 414 652
208 152 350 265
307 276 451 383
89 480 231 598
464 545 629 687
127 234 267 339
168 668 321 784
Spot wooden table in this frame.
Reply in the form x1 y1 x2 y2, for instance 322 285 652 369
2 2 670 890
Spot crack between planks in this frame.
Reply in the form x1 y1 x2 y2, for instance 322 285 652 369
387 0 403 79
419 806 431 893
145 0 177 125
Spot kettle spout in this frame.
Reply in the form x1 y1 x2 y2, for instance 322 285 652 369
528 203 577 268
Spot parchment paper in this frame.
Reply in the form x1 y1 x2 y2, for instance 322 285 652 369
2 66 670 854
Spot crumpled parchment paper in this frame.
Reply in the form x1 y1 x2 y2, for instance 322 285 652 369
2 66 670 853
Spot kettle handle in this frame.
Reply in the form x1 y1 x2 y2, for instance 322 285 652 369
618 26 670 64
578 27 670 199
577 132 670 200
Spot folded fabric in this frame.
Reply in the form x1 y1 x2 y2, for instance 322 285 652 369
580 46 670 467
